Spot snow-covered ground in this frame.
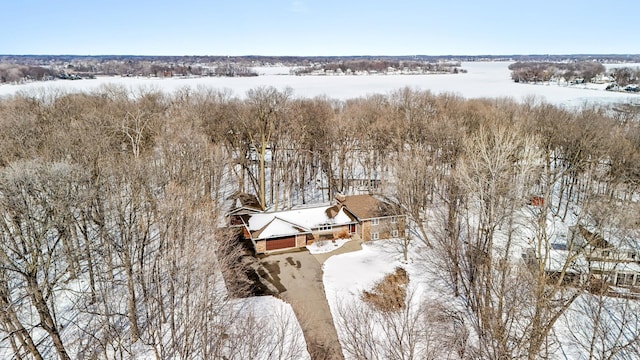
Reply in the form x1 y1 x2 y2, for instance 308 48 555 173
129 295 310 360
603 62 640 71
323 239 443 359
307 238 350 254
1 62 638 107
324 241 408 300
231 296 311 360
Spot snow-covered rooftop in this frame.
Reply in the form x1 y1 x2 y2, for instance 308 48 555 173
252 217 310 239
590 260 640 273
248 205 356 239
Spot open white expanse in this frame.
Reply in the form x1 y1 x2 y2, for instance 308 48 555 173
1 62 638 107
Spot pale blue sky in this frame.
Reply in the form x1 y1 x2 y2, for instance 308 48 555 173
2 0 638 56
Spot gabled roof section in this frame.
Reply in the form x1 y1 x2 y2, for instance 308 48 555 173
247 204 357 236
230 192 262 210
252 217 311 240
226 192 263 217
339 194 401 220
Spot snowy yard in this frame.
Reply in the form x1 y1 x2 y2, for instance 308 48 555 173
323 239 450 359
307 238 351 254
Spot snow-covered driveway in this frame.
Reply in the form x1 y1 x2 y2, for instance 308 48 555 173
260 250 343 359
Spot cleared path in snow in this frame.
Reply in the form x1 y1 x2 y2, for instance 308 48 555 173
260 240 362 360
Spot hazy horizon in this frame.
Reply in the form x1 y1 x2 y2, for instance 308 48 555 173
3 0 638 56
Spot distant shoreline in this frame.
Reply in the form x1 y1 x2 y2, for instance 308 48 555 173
2 62 638 108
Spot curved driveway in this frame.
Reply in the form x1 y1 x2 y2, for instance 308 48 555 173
260 240 362 360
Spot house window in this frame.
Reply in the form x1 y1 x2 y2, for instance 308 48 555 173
371 218 379 226
318 224 332 232
371 232 379 240
391 216 397 223
616 273 635 287
391 229 398 237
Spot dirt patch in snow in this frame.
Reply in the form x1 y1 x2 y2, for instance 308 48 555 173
361 267 409 312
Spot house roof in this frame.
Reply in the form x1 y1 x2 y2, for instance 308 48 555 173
252 217 311 240
574 225 640 250
226 192 263 219
247 204 356 238
590 260 640 273
339 194 400 220
545 249 589 274
230 192 262 211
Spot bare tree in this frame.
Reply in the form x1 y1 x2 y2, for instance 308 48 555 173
563 293 640 360
0 160 91 360
239 86 291 210
335 284 463 360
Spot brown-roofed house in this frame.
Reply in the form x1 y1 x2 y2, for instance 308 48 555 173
239 194 407 254
338 194 405 241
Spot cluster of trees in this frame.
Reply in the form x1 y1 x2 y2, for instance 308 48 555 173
0 58 259 82
213 63 258 77
2 85 640 358
0 64 57 83
67 61 202 77
509 61 606 83
609 66 640 87
332 93 640 359
0 88 308 359
293 60 463 75
69 62 249 78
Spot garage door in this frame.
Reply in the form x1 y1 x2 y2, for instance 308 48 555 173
266 236 296 251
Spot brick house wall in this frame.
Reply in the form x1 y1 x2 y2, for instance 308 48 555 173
359 215 406 241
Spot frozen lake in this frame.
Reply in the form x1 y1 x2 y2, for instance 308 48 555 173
1 62 638 108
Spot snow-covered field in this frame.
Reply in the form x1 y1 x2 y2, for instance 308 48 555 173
1 62 638 107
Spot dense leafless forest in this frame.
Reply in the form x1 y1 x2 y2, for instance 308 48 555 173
2 85 640 359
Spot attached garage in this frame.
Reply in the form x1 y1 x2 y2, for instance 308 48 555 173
266 236 296 251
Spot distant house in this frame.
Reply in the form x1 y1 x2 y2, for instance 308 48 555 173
592 73 614 84
527 242 588 285
569 225 640 288
239 194 406 254
335 178 383 194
